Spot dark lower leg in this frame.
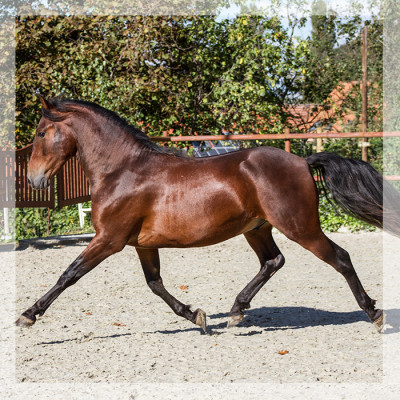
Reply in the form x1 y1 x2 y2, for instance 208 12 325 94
19 257 84 323
341 267 382 322
228 228 284 326
147 278 203 325
229 254 284 318
304 235 383 330
327 238 381 323
136 247 206 332
16 234 124 326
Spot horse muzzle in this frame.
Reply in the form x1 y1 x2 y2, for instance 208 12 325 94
27 173 51 190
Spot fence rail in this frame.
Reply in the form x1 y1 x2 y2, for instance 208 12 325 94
1 131 400 209
151 131 400 142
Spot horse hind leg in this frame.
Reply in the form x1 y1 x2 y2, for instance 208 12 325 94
136 247 208 333
298 232 384 332
228 225 285 327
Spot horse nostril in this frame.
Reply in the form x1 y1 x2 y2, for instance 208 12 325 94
27 177 32 186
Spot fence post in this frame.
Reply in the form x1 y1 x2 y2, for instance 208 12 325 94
3 207 9 235
284 127 291 152
361 25 369 162
316 127 323 152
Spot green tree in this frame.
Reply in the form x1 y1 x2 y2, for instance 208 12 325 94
16 15 311 147
303 0 337 103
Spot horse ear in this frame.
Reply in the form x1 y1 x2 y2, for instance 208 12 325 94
36 93 52 110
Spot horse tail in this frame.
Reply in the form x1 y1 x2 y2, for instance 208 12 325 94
306 152 400 237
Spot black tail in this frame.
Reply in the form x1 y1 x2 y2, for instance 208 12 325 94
307 152 400 237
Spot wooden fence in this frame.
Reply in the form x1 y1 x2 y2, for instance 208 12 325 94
1 131 400 209
15 145 55 208
56 156 91 208
0 150 14 207
0 144 90 208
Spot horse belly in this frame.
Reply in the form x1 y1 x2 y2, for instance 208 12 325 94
136 217 261 248
136 202 261 248
134 158 264 248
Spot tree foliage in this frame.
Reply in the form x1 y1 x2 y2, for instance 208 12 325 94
302 0 337 103
302 1 382 111
16 15 311 147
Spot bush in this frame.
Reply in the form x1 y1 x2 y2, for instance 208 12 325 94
14 203 93 240
318 195 378 233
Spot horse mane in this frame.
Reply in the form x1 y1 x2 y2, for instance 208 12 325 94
42 97 184 157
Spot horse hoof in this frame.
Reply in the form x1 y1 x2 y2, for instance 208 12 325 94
15 315 36 328
194 309 207 334
372 310 385 333
227 314 243 328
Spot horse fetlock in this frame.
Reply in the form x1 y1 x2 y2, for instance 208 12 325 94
235 295 250 310
242 302 251 309
176 303 192 317
364 299 378 320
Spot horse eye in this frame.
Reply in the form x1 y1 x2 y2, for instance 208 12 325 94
37 131 46 138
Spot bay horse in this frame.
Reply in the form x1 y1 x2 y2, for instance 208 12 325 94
16 95 399 333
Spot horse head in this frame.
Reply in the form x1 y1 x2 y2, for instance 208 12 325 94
28 95 77 189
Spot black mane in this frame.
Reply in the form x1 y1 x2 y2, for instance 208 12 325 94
42 97 183 157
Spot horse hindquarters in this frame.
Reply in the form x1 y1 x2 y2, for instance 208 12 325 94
245 150 383 331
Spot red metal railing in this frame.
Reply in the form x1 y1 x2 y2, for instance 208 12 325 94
151 131 400 142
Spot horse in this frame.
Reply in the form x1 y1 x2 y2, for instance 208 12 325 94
16 94 399 334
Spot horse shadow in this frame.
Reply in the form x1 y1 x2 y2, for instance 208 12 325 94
152 306 400 335
16 235 93 251
126 307 400 335
209 306 400 334
36 307 400 344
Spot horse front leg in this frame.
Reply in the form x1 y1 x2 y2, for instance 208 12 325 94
136 247 207 333
16 233 125 327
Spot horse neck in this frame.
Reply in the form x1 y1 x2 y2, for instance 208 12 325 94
71 113 142 185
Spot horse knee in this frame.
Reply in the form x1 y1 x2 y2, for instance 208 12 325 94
147 278 164 295
106 240 126 254
56 258 83 288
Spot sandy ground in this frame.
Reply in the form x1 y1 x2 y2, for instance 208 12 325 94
12 231 386 387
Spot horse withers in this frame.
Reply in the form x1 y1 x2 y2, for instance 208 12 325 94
16 95 399 333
